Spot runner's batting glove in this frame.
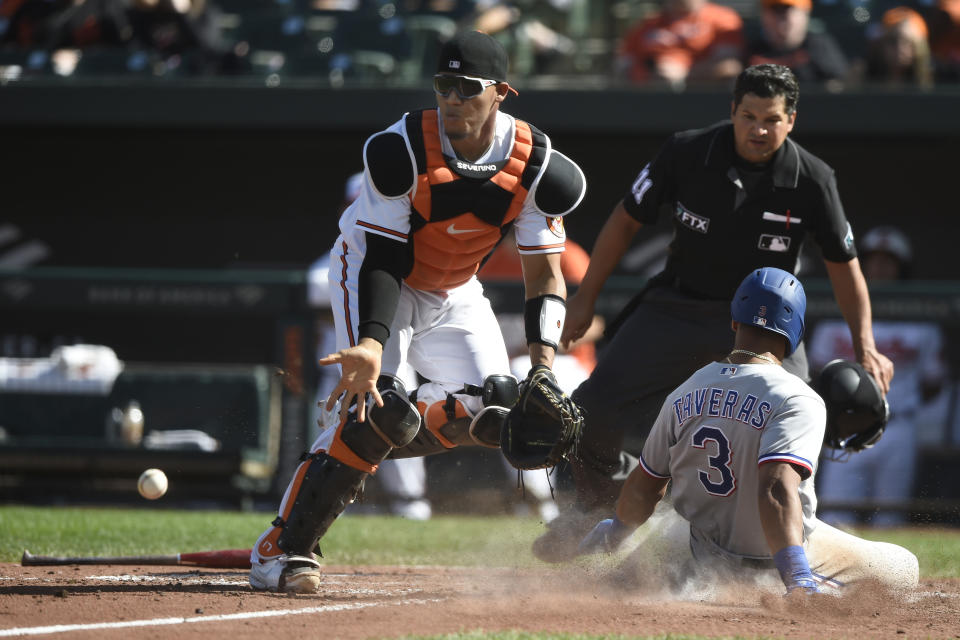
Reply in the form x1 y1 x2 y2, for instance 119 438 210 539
774 545 822 595
577 517 635 556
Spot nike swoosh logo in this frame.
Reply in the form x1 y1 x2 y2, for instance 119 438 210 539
447 224 483 235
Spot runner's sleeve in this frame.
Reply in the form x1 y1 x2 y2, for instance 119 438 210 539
757 394 826 480
638 399 676 478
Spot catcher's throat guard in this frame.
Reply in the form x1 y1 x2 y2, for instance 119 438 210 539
501 365 584 470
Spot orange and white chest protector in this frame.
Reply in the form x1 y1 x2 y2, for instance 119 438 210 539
403 108 547 291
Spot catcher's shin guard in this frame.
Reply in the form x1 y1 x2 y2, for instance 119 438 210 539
266 375 420 557
273 452 367 556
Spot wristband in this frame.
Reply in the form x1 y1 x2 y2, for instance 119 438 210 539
606 516 634 545
524 294 566 349
773 545 817 592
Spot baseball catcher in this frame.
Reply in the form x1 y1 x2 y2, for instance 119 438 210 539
249 30 587 594
816 359 889 454
501 364 584 470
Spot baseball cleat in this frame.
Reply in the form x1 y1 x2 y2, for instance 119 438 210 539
531 507 610 563
249 554 322 593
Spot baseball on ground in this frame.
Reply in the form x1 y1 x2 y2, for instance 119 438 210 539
137 468 168 500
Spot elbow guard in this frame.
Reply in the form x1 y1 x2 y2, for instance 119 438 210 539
524 294 566 350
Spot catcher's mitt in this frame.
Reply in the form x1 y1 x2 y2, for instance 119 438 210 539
501 364 584 470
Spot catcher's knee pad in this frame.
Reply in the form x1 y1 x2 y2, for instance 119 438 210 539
477 374 520 409
466 374 519 448
421 395 475 448
333 375 421 470
270 452 367 557
469 406 508 448
368 375 421 448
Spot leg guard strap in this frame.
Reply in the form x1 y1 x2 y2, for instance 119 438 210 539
390 427 450 458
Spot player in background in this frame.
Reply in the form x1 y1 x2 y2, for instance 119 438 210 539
578 267 918 595
809 226 948 527
250 30 586 593
535 63 895 562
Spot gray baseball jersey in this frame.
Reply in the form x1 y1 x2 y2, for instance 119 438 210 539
639 362 826 559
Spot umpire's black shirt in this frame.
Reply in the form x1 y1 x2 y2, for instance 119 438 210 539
623 120 857 299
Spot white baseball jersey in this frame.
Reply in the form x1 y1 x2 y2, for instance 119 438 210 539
639 362 826 559
336 109 571 258
808 319 946 415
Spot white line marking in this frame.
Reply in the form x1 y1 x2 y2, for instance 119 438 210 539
0 598 443 637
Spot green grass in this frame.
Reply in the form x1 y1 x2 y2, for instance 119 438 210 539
3 508 956 640
0 506 543 566
2 506 960 578
854 527 960 578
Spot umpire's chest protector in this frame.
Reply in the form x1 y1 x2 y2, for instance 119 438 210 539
402 109 548 291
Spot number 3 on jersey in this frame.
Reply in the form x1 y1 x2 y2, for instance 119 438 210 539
691 426 736 496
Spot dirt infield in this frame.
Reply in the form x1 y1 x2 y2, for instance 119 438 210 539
1 563 959 639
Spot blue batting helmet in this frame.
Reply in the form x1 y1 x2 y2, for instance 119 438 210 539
730 267 806 356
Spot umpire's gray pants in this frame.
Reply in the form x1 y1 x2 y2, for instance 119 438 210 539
569 286 808 510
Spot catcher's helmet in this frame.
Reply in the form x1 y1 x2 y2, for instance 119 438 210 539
816 359 889 452
730 267 806 356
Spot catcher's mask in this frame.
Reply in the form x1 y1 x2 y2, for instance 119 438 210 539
730 267 806 356
816 359 889 457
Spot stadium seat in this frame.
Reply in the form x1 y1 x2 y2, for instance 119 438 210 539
68 48 159 77
225 8 314 54
0 49 52 80
403 13 456 78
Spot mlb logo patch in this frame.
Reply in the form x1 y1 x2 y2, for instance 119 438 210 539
448 60 461 69
758 234 791 252
720 367 737 375
753 316 768 326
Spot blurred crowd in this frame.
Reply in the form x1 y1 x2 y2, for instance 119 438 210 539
1 0 958 87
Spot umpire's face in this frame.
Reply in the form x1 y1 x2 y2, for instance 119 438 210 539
435 74 508 143
731 93 796 165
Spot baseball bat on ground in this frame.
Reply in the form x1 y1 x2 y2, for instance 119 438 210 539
21 548 252 569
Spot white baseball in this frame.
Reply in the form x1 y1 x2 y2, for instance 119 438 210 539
137 468 168 500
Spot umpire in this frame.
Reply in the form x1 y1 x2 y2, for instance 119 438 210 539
534 63 894 562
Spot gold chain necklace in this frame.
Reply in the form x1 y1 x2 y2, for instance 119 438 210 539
727 349 778 365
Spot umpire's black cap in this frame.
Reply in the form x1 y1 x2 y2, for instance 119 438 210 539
436 31 509 82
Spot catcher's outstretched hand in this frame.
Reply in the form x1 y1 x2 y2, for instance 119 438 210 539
577 517 634 556
319 338 383 424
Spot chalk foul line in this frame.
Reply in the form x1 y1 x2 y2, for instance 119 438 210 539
0 597 444 637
